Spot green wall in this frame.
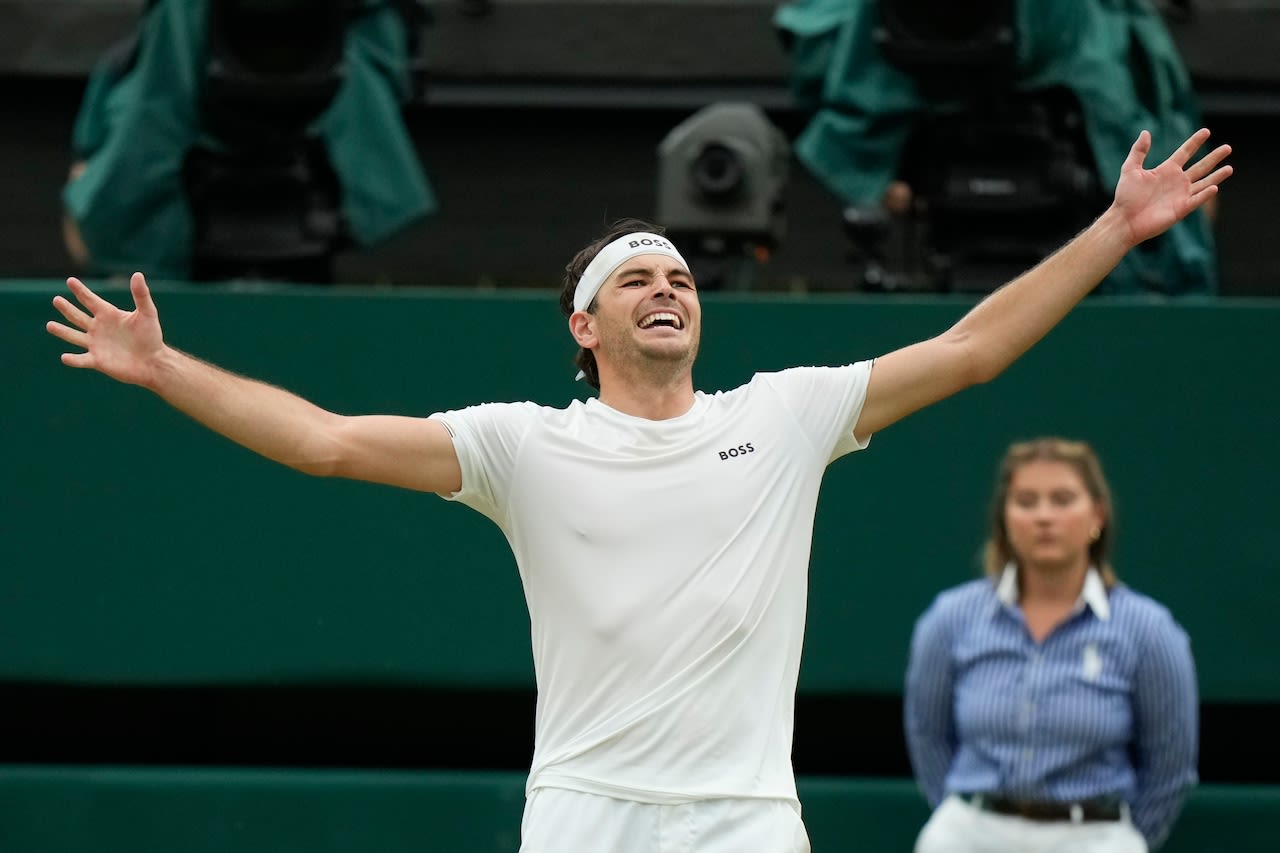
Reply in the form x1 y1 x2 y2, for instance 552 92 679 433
4 281 1278 700
0 767 1274 853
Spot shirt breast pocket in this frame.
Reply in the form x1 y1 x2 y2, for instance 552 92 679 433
1057 644 1133 747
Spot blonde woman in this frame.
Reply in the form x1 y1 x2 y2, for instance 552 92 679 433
905 438 1197 852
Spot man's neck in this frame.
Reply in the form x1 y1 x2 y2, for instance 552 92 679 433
597 373 696 420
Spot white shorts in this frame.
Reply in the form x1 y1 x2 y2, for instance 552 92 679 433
519 787 811 853
914 794 1148 853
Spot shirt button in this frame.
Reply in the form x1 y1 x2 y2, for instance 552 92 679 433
1023 749 1035 761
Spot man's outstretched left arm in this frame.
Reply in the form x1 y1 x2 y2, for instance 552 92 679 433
852 128 1232 441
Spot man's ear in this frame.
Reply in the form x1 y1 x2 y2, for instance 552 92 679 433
569 311 598 350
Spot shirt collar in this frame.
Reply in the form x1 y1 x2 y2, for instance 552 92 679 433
995 563 1111 621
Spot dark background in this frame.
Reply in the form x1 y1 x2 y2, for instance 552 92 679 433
2 0 1279 295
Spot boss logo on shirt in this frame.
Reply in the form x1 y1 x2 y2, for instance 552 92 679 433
718 443 755 460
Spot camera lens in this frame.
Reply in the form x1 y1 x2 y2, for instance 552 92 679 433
690 143 745 202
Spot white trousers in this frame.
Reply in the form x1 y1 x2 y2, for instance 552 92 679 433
519 787 811 853
915 794 1148 853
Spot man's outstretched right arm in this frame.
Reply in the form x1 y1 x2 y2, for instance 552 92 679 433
47 272 462 495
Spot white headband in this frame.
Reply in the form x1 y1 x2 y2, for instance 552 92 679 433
572 232 689 313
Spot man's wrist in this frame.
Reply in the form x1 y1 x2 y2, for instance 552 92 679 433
1093 206 1140 254
145 345 187 393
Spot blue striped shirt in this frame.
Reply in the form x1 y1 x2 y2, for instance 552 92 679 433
904 567 1198 849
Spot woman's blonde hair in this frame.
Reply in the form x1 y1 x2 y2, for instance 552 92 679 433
982 437 1117 587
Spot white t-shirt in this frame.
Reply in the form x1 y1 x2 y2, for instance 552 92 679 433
430 363 874 805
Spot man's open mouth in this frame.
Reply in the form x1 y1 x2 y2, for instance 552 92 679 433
638 312 683 330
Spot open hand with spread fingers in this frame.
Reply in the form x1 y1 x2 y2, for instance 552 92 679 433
1113 127 1233 247
46 272 166 389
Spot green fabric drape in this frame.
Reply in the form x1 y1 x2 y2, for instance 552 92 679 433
63 0 435 280
774 0 1216 295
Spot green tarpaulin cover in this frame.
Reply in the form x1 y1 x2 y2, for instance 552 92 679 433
64 0 436 280
774 0 1217 294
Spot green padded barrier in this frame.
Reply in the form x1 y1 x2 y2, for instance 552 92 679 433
1166 785 1280 853
5 281 1278 700
799 776 930 849
803 779 1280 853
0 767 1274 852
0 766 525 852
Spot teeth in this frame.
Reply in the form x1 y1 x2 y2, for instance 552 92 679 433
640 312 682 329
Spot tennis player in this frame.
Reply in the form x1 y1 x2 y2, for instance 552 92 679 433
46 129 1230 852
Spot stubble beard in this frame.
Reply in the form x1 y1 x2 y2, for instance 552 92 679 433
610 325 701 385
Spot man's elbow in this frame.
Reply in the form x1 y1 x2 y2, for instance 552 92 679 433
297 457 342 478
969 358 1003 386
288 448 343 479
291 421 349 478
950 334 1002 387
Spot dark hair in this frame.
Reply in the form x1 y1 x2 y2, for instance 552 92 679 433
558 218 667 390
983 437 1118 587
